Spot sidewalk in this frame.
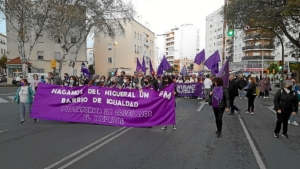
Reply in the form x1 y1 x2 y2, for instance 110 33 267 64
0 83 16 87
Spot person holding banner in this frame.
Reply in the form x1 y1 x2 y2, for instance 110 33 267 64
12 79 37 125
88 74 104 87
161 76 177 130
68 76 79 87
108 77 121 88
142 76 155 90
120 75 134 89
209 77 230 138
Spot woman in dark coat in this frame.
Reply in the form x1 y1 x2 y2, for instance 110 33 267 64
209 77 230 138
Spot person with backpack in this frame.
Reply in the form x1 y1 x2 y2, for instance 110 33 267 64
273 80 298 138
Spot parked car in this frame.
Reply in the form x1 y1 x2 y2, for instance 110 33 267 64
0 75 7 83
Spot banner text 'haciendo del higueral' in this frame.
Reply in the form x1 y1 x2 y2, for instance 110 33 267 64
31 83 176 127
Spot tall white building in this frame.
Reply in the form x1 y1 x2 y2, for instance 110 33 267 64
205 7 224 64
0 33 7 74
163 24 200 66
87 48 94 65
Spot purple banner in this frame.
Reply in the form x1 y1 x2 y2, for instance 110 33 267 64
176 83 205 97
31 83 175 127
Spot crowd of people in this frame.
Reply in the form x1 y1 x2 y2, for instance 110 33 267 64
11 70 299 139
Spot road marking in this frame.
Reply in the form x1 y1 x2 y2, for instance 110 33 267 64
57 128 132 169
197 103 206 112
0 93 16 95
266 106 276 114
44 127 127 169
7 96 14 100
237 115 266 169
0 98 8 103
0 129 9 133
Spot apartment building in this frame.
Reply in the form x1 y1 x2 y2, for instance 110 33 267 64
94 19 155 76
0 33 7 74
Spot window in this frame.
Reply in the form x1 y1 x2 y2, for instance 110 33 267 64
0 49 2 54
134 32 136 38
54 35 61 44
4 49 5 55
38 69 45 73
140 35 142 41
37 34 43 43
37 51 44 60
137 33 139 40
108 57 112 63
71 37 76 43
140 46 142 53
108 44 112 50
55 52 62 60
134 45 136 53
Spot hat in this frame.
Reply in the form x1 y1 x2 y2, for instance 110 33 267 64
92 74 100 80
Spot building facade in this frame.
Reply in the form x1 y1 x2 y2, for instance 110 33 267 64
205 7 224 66
87 48 94 65
0 33 7 74
6 23 87 82
163 24 200 73
94 19 155 76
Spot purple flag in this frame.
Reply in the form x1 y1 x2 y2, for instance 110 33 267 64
180 65 188 76
213 86 223 100
217 59 229 87
136 58 143 72
198 70 204 77
114 68 118 77
175 83 205 98
142 57 146 74
157 55 172 75
194 49 205 65
204 51 220 75
81 62 91 78
31 83 176 127
149 59 154 75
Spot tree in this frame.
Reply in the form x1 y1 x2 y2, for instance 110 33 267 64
224 0 300 48
0 54 7 73
46 0 135 76
268 63 279 74
0 0 51 78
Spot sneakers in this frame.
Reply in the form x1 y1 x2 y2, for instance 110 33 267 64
282 134 289 138
18 121 26 125
291 121 299 126
288 120 291 125
274 133 279 138
161 126 167 130
34 119 38 123
245 111 250 114
173 125 177 130
249 112 255 115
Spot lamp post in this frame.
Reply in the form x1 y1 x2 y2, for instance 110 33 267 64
113 41 117 69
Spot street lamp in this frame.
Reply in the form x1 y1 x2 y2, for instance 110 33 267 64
113 41 117 69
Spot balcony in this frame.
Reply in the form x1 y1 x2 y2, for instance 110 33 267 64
144 39 149 47
242 56 275 60
227 49 234 54
226 39 233 44
243 34 274 41
242 45 274 51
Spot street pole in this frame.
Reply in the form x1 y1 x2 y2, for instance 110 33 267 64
262 49 264 77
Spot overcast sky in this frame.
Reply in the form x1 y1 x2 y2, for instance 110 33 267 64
0 0 224 48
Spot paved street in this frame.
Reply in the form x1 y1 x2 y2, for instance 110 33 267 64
0 86 300 169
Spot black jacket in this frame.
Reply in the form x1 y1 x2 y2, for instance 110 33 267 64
151 78 159 91
209 86 230 108
274 89 298 113
238 79 247 88
244 83 256 96
228 79 242 99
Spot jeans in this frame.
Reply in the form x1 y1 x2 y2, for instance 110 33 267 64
230 97 239 113
213 107 225 132
205 88 211 102
18 102 31 122
238 89 246 97
265 90 269 97
247 95 256 112
289 114 296 122
274 112 291 134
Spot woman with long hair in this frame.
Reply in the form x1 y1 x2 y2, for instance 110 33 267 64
244 77 257 114
209 77 230 138
12 79 36 125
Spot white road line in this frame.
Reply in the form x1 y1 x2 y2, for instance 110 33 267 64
7 96 14 100
0 129 9 133
57 128 132 169
238 115 267 169
44 127 127 169
266 106 276 114
197 103 206 112
0 93 15 96
0 98 8 103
